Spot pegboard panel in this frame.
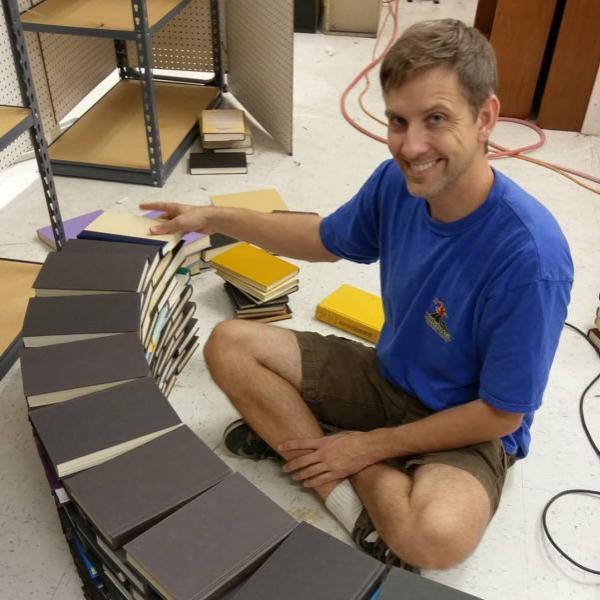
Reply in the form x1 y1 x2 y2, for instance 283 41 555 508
0 6 28 169
126 0 216 72
0 0 59 169
225 0 293 154
39 34 115 123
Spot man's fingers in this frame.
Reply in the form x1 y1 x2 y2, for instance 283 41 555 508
149 217 181 235
283 451 321 473
278 438 322 453
290 463 327 482
302 472 337 489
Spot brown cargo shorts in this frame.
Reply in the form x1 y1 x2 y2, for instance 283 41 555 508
293 330 517 515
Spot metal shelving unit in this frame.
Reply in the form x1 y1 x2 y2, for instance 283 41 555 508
1 2 66 249
10 0 224 187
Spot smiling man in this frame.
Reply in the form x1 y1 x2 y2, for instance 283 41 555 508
141 20 573 571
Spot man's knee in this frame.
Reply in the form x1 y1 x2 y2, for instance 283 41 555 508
384 506 486 570
204 319 255 367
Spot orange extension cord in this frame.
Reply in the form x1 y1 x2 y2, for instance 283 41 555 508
340 0 600 194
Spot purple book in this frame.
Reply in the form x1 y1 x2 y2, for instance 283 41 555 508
37 210 104 250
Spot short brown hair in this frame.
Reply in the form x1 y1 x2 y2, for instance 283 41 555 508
380 19 498 117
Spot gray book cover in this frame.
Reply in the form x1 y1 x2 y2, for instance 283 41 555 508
22 293 141 339
20 333 149 400
29 377 180 475
62 238 160 260
124 473 297 600
64 426 232 549
231 522 384 600
379 567 484 599
33 250 149 294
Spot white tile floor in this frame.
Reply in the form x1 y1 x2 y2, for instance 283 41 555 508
1 2 600 599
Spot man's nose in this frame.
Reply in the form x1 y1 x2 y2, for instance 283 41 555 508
399 124 429 160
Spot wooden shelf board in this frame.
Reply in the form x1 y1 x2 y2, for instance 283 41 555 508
48 79 219 171
0 106 32 149
0 259 41 357
21 0 190 38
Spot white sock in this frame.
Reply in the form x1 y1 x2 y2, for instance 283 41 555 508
324 480 364 533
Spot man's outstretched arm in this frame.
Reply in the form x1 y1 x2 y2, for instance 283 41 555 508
140 201 339 263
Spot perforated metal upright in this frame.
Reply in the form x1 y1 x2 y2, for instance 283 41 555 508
1 0 65 250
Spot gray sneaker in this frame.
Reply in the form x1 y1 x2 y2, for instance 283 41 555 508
223 419 280 461
352 509 420 574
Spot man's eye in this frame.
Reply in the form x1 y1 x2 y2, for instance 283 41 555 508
428 114 445 125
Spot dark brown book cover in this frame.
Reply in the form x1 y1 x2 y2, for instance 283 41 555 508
29 378 180 476
124 473 297 600
64 426 232 549
230 522 384 600
22 293 141 341
20 333 150 404
379 567 483 599
33 250 149 294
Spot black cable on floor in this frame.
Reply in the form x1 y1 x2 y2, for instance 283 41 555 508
540 322 600 575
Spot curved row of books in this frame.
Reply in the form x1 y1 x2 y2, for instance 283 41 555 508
19 234 479 599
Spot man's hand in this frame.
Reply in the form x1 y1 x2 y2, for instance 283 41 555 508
140 202 215 236
278 431 377 488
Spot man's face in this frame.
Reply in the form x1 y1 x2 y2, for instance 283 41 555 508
385 66 484 202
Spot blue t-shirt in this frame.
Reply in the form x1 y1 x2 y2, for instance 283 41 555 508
320 160 573 458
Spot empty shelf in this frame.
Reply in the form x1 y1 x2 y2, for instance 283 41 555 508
48 79 220 185
0 106 33 151
20 0 193 39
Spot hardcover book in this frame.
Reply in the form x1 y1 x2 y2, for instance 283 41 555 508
201 109 246 142
20 333 150 408
201 233 240 262
36 209 103 250
378 567 483 599
22 293 141 347
64 426 232 549
315 284 384 344
209 189 288 213
29 377 182 477
189 152 247 175
33 249 150 297
210 243 298 293
124 474 297 600
78 212 182 256
230 522 384 600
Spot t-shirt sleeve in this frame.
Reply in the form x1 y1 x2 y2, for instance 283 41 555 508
477 280 571 414
319 162 389 264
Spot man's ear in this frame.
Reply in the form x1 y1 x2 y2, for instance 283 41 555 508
477 94 500 146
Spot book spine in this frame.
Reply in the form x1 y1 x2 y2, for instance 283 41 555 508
315 306 379 343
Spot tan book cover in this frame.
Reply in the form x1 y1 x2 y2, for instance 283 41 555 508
210 188 288 213
201 109 246 141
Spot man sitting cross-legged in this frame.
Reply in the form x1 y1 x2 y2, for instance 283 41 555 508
142 19 573 570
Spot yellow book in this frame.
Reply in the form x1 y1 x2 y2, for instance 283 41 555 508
210 243 298 292
315 284 384 344
201 109 245 141
209 188 288 213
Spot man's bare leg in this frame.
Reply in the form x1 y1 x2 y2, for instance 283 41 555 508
204 319 339 500
204 319 493 569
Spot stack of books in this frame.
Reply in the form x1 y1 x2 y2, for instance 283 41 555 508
588 299 600 353
190 108 250 175
211 243 299 323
